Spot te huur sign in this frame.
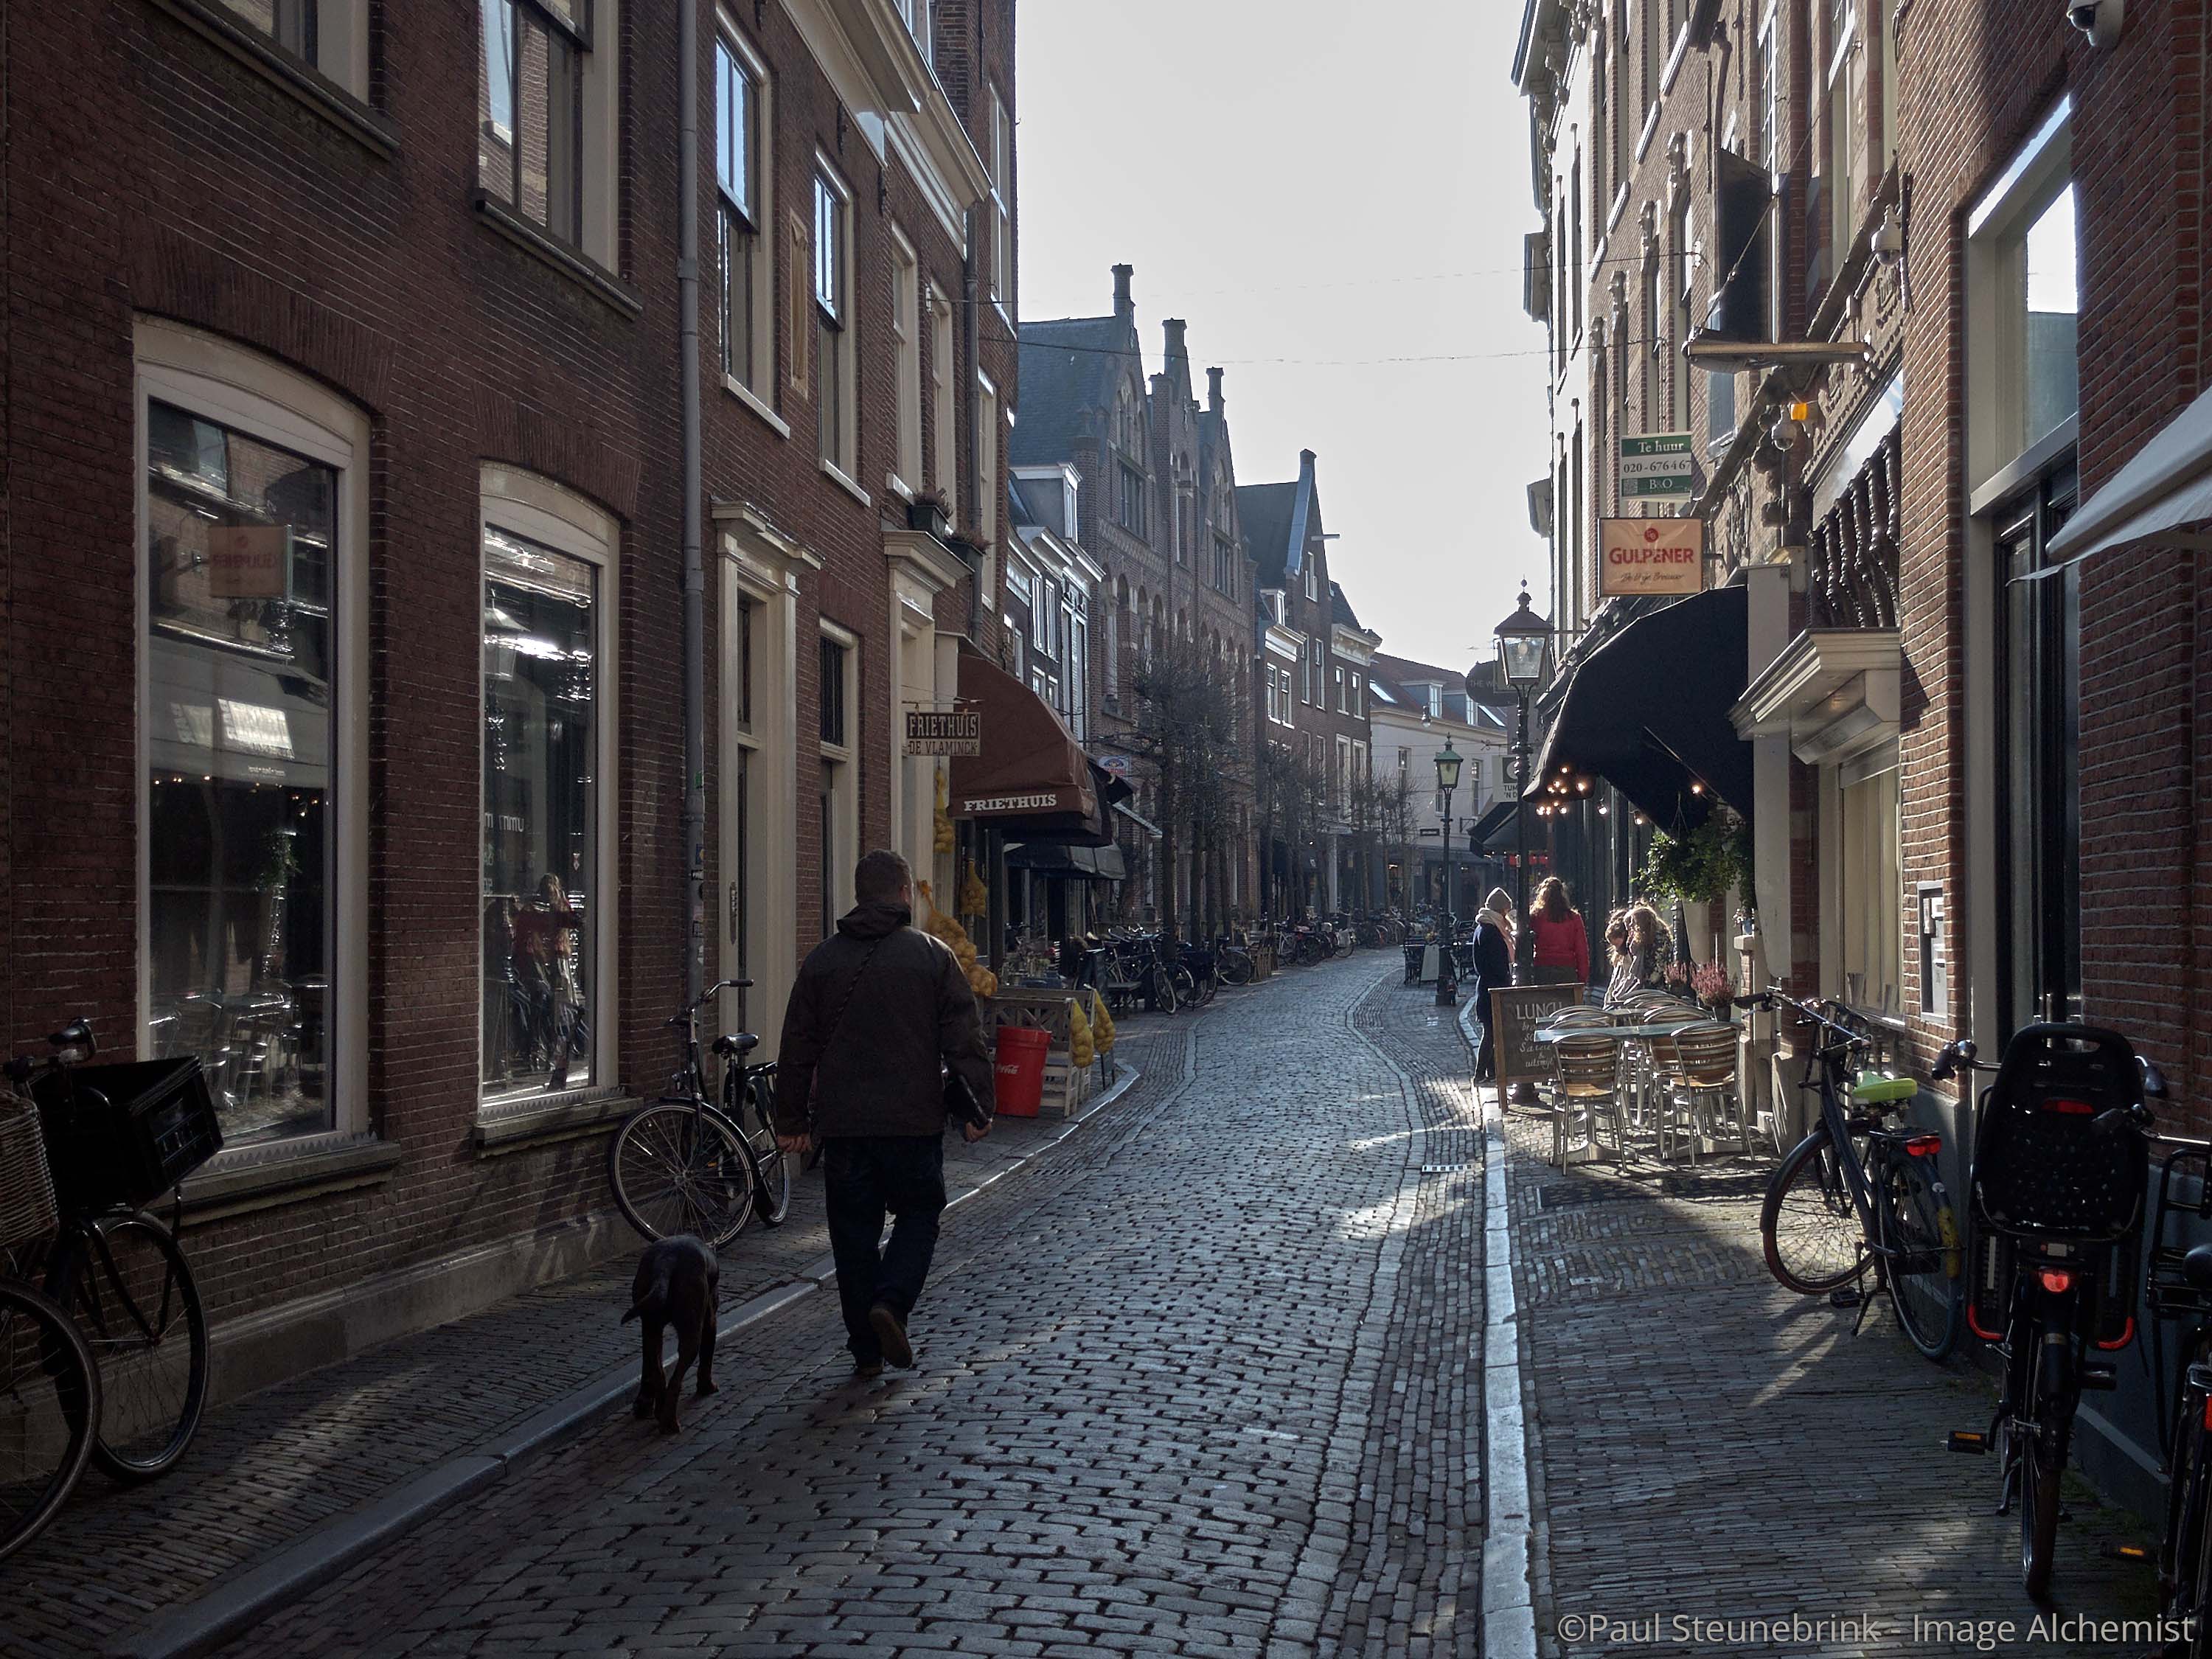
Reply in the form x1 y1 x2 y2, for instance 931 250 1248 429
905 710 981 757
1620 431 1694 501
1599 516 1705 597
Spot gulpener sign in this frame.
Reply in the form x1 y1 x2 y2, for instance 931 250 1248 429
1598 517 1705 597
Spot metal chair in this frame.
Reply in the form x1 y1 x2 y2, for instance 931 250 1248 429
1548 1033 1626 1166
1660 1023 1751 1160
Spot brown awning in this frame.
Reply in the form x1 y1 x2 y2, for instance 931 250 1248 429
948 647 1107 843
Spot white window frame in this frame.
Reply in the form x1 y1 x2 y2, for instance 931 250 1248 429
1966 99 2076 492
987 88 1015 319
818 621 860 933
928 282 958 526
813 159 860 491
1032 577 1055 653
894 0 931 67
476 0 622 268
134 318 372 1159
889 225 922 496
218 0 371 97
716 18 780 427
477 462 622 1111
976 371 1001 546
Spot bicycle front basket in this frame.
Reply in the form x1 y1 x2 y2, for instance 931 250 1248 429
38 1057 223 1211
1972 1024 2147 1242
0 1095 59 1251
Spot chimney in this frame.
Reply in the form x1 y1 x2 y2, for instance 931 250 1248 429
1164 318 1189 370
1207 366 1225 414
1112 263 1134 323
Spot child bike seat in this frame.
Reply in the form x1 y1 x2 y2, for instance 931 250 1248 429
1850 1072 1919 1106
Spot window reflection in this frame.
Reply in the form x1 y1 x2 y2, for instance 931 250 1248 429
145 403 335 1147
482 528 598 1096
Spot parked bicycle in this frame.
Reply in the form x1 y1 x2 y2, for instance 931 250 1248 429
1214 933 1256 987
1751 987 1962 1363
2139 1133 2212 1652
1 1018 218 1560
1937 1024 2163 1600
608 981 788 1248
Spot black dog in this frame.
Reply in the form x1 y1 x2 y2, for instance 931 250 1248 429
623 1235 720 1433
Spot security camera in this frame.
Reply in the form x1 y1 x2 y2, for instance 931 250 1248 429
2068 0 2122 47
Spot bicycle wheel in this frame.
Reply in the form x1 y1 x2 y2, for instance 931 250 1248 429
1169 966 1197 1009
46 1213 207 1482
1761 1127 1870 1294
742 1074 791 1228
0 1279 99 1563
2164 1394 2212 1652
2020 1339 2071 1600
1880 1152 1961 1360
609 1100 755 1248
1220 953 1253 987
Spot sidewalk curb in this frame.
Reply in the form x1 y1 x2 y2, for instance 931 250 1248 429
1460 997 1542 1659
109 1059 1149 1659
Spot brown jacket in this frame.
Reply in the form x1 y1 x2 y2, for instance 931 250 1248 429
774 900 995 1138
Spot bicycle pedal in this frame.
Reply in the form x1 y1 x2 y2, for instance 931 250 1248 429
1829 1288 1865 1309
1947 1431 1990 1455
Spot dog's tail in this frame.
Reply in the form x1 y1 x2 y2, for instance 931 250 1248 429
622 1262 673 1325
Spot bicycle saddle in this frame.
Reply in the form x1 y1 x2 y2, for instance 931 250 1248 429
1850 1072 1918 1107
712 1032 760 1058
2185 1245 2212 1292
47 1018 94 1054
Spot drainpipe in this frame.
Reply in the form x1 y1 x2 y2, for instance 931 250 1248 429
678 0 706 1006
964 202 984 643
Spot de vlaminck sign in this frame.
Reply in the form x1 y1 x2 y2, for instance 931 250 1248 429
1599 516 1705 597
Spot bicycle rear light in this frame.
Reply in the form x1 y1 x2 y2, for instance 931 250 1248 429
1903 1134 1942 1158
2042 1098 2096 1116
2039 1267 2077 1293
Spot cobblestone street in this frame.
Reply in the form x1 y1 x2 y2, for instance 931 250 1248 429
1494 1048 2163 1657
206 955 1479 1659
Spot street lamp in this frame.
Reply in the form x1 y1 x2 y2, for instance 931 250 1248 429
1492 585 1554 981
1433 741 1463 1006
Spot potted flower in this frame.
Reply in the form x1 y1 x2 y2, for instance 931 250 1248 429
1691 960 1736 1017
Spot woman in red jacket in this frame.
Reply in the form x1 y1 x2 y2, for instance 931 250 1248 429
1528 877 1590 987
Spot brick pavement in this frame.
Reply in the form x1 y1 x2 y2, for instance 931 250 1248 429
0 1020 1180 1659
212 954 1483 1659
1492 1078 2163 1657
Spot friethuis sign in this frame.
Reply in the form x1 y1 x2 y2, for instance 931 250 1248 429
1599 516 1706 597
905 710 982 756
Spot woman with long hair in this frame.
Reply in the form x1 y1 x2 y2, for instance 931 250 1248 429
1469 887 1517 1082
1605 902 1671 1004
1528 877 1589 987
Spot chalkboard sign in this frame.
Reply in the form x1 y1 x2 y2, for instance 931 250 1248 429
1489 984 1587 1090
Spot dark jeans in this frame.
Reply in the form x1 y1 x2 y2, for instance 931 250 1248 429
822 1134 947 1363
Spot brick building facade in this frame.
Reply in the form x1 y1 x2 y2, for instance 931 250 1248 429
1517 0 2212 1508
1 0 1017 1399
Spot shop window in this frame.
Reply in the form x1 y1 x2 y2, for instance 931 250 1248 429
145 406 338 1145
481 490 610 1100
139 326 369 1160
717 27 773 400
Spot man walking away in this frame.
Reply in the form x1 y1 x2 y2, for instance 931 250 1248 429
776 850 995 1377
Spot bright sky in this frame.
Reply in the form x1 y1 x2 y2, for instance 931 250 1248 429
1014 0 1551 673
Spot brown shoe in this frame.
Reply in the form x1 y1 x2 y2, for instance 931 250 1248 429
869 1303 913 1369
852 1358 883 1380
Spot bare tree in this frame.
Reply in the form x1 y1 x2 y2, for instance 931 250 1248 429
1127 633 1248 939
1256 739 1330 919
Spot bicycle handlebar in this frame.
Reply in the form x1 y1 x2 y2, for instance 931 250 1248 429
1735 987 1872 1054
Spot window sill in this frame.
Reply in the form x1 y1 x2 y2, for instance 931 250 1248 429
723 374 791 438
885 472 919 505
180 1136 403 1224
472 1088 639 1155
1635 102 1661 164
1661 21 1693 97
820 458 872 508
1607 183 1631 233
471 192 644 320
144 0 397 159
